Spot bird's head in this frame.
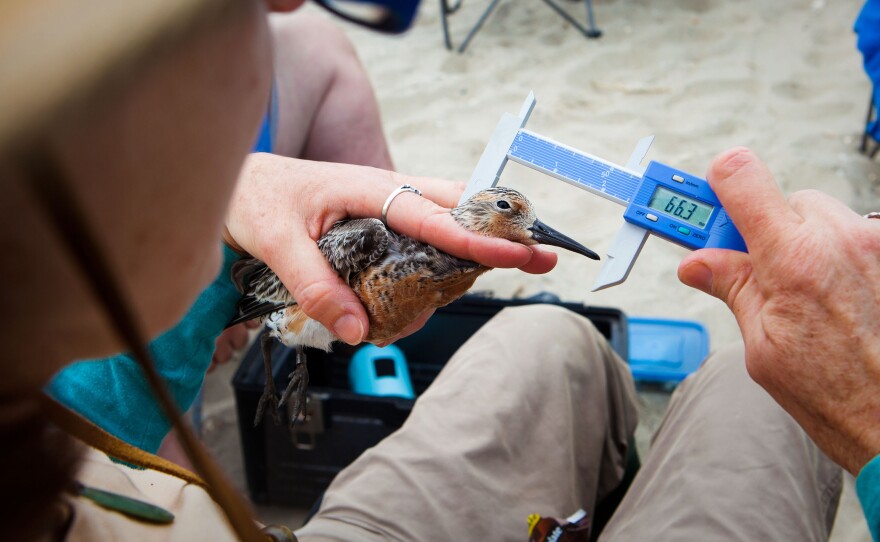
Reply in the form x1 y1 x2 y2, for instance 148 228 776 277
451 187 599 260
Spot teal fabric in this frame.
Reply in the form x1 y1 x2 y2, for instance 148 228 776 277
858 454 880 541
47 244 242 453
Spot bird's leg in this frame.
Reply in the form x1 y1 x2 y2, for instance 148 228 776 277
278 344 309 426
254 333 282 427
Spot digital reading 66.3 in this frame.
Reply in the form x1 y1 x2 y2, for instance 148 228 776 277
647 186 714 228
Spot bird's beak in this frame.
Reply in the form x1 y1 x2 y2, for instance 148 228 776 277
528 219 600 260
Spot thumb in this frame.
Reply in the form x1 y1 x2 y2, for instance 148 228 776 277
272 237 369 346
678 249 753 307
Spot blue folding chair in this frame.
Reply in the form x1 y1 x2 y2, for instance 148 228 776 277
440 0 601 53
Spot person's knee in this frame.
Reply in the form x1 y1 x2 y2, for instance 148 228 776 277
496 303 603 337
272 12 358 65
695 342 749 384
489 304 612 379
677 341 785 416
271 11 374 116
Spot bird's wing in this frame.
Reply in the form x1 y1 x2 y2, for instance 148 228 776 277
397 238 486 303
227 258 294 328
393 235 481 275
227 219 390 328
317 218 391 284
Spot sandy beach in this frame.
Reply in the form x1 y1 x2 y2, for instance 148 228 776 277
331 0 877 350
203 1 878 538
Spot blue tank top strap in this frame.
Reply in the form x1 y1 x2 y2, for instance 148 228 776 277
252 79 278 153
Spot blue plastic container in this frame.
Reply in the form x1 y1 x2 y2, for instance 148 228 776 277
348 344 415 399
627 317 709 383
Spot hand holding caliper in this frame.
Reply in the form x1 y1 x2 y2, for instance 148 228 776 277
463 92 747 291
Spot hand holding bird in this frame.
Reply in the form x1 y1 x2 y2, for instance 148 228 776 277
224 153 558 344
226 168 599 426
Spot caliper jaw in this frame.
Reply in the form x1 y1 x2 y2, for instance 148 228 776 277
591 222 650 291
591 135 654 292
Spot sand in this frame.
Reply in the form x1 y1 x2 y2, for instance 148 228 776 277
324 0 878 352
207 1 879 538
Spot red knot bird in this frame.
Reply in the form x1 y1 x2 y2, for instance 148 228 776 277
228 186 599 426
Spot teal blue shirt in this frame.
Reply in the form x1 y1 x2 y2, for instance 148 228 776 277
47 245 242 453
858 454 880 540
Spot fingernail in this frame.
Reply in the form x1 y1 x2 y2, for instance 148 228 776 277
682 261 713 292
333 314 365 345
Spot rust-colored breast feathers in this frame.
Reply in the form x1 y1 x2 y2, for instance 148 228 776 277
356 265 488 342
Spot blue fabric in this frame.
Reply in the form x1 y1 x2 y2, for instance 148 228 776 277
253 82 277 154
48 245 244 452
253 107 274 154
857 454 880 541
856 0 880 141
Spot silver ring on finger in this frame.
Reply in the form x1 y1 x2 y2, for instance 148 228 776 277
381 184 422 228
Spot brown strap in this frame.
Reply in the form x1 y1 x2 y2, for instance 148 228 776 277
41 394 206 487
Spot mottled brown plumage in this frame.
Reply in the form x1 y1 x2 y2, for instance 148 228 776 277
229 187 599 426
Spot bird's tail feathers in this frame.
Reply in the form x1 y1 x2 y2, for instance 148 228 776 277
227 257 294 328
231 257 268 294
225 299 290 329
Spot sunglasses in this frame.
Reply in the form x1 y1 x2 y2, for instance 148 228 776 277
311 0 422 33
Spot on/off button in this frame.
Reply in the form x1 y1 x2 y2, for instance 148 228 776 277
677 226 691 235
646 213 658 222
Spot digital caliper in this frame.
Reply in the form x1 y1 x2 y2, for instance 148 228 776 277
460 92 748 291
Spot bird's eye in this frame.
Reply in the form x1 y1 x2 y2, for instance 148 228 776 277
496 200 511 210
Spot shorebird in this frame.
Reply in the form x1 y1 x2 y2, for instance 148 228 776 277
228 187 599 426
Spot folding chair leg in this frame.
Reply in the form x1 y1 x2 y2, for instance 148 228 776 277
542 0 602 39
457 0 503 53
439 0 463 50
861 91 875 155
583 0 601 37
444 0 601 53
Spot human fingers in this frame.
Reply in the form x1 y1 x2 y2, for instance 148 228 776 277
267 235 369 346
226 157 369 344
409 177 468 208
383 180 569 272
320 168 540 269
226 324 251 350
788 189 865 223
416 180 569 273
379 188 538 269
706 148 799 255
211 341 232 370
210 324 251 370
678 249 761 323
517 246 558 274
233 157 539 269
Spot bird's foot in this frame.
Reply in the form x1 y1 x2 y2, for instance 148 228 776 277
279 346 309 426
254 386 282 427
254 333 283 427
